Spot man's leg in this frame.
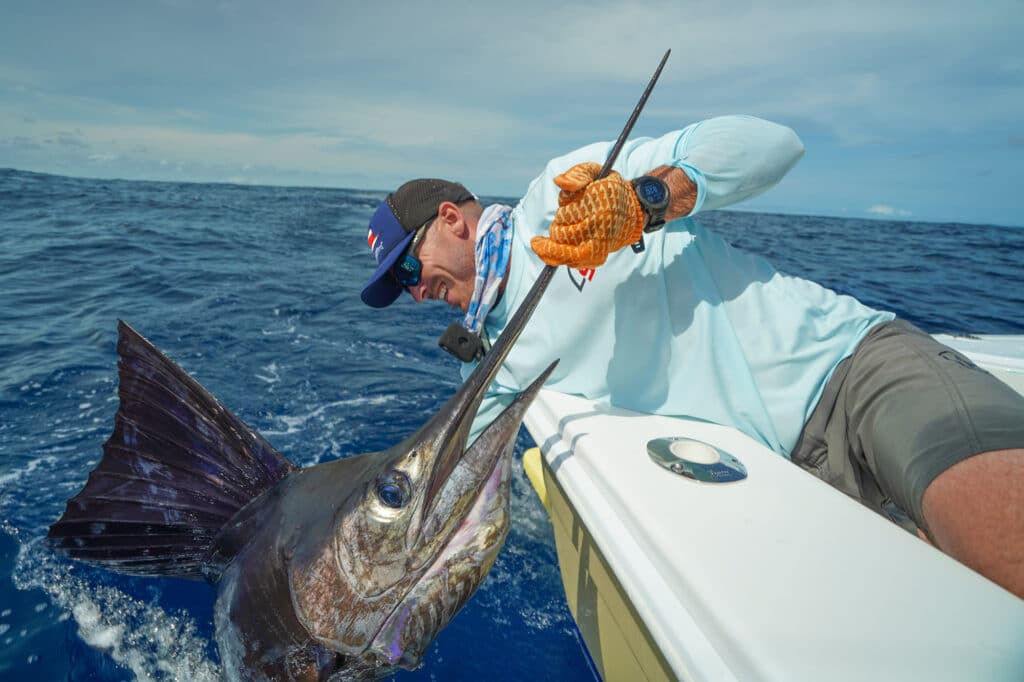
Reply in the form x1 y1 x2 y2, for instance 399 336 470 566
921 448 1024 599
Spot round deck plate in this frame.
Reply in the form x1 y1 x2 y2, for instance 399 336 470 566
647 437 747 483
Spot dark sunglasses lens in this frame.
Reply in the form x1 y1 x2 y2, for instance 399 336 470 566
393 254 421 287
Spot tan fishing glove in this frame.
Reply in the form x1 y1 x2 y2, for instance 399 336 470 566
530 162 646 268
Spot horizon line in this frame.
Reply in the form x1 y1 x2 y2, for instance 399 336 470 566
3 165 1020 231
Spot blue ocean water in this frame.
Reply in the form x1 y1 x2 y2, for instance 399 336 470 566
0 167 1021 680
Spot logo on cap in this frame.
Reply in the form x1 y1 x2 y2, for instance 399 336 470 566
367 228 385 261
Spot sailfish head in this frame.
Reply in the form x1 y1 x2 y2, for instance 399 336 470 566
285 280 556 677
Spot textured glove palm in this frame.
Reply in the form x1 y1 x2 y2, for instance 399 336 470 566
530 162 645 268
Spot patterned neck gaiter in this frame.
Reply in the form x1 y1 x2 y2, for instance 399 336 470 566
463 204 514 335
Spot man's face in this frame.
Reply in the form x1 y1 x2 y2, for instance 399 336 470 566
404 206 477 312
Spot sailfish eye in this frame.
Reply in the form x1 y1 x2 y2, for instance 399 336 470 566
375 471 411 509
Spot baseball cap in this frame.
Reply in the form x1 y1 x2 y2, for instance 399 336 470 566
360 178 474 308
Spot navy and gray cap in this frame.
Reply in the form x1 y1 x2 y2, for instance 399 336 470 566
361 178 474 308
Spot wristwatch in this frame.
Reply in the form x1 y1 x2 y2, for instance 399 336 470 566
631 175 671 232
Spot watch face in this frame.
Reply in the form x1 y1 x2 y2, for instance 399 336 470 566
638 178 667 204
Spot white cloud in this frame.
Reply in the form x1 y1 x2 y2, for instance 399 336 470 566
867 204 912 217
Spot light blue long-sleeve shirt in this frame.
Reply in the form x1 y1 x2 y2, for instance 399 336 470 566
462 115 893 455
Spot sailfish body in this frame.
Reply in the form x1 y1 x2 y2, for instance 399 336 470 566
48 288 556 679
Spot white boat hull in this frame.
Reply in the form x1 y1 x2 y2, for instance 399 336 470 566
522 335 1024 681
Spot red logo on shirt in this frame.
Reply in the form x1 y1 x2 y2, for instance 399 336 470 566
566 267 596 292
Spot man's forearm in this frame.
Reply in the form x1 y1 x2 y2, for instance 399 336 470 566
647 165 698 223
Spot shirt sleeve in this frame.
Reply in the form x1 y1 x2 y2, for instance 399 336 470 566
669 115 805 214
514 116 804 237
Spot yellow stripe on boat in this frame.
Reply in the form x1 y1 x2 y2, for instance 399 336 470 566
523 447 674 682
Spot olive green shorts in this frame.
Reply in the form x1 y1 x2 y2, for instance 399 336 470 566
791 320 1024 534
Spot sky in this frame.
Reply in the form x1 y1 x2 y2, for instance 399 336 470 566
1 0 1022 227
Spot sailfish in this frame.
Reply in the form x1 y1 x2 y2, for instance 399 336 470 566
47 281 556 680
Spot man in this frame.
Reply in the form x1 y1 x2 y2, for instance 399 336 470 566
359 115 1024 599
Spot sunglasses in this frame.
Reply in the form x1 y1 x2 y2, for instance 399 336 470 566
392 219 432 288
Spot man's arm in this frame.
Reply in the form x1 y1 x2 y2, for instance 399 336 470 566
530 116 804 267
646 165 698 224
667 115 804 214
